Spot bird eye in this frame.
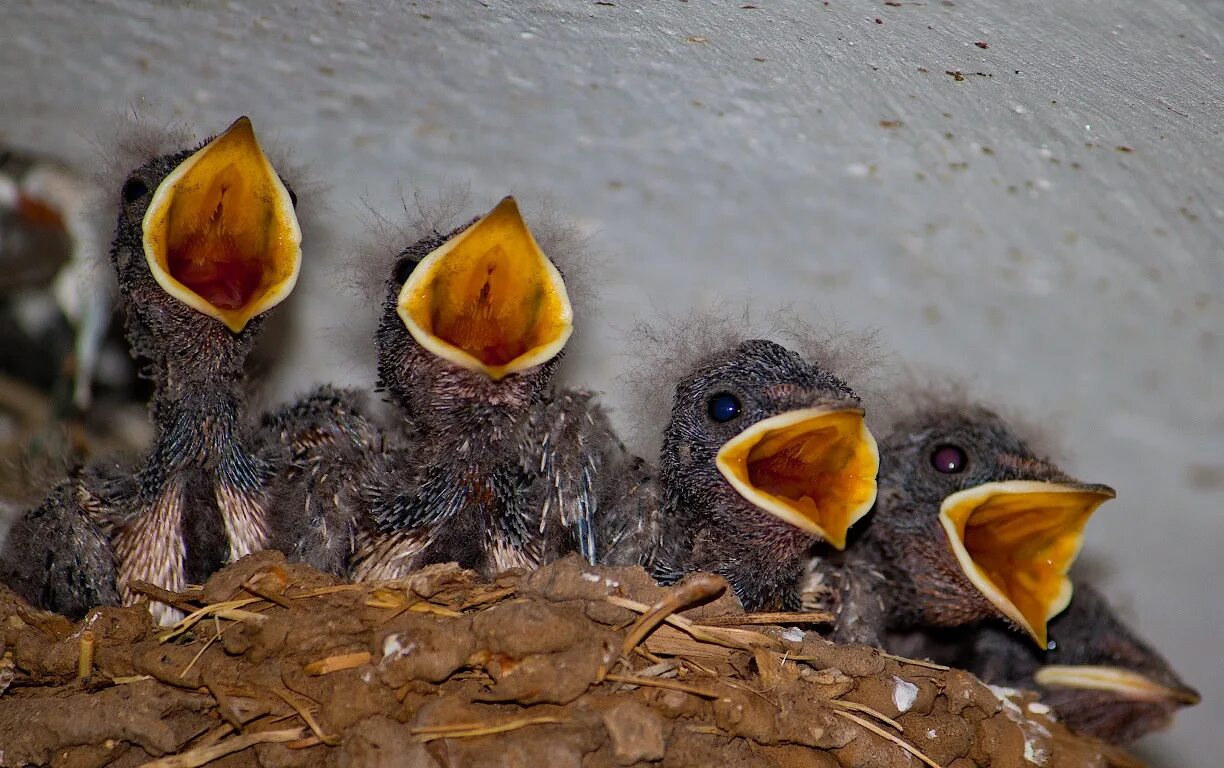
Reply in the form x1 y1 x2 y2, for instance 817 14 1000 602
707 392 742 423
392 254 419 284
931 444 968 474
121 178 148 204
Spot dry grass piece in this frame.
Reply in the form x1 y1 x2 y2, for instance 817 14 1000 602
607 595 779 651
604 673 724 700
273 688 340 746
137 727 306 768
877 650 950 671
620 574 728 658
303 651 372 676
77 630 95 679
411 715 564 742
834 709 943 768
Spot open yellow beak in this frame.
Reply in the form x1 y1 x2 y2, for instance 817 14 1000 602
939 481 1115 648
141 116 301 333
715 407 879 549
1035 666 1201 705
396 196 573 380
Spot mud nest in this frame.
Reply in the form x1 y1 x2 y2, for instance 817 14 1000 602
0 552 1142 768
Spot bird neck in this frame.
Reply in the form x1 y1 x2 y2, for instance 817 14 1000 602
144 323 257 471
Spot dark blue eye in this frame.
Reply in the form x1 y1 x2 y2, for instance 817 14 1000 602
707 392 742 423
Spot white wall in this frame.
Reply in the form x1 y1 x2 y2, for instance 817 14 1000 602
3 2 1220 763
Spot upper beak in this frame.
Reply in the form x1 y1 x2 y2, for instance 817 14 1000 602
715 406 879 549
141 116 301 333
396 196 573 381
1035 665 1201 706
939 480 1115 648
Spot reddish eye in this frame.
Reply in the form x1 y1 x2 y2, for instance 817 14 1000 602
931 444 968 474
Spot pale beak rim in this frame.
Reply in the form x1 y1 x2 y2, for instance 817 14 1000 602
715 405 879 549
140 116 302 334
939 480 1115 647
395 195 574 381
1035 664 1201 705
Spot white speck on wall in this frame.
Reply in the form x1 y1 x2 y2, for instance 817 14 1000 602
892 676 919 713
844 162 871 178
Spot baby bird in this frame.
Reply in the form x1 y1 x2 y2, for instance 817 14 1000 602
956 584 1199 744
0 117 303 621
819 399 1114 651
606 323 880 611
328 196 615 580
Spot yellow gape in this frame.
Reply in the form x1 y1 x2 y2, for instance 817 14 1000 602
141 116 301 333
397 196 573 380
939 481 1115 648
716 407 879 549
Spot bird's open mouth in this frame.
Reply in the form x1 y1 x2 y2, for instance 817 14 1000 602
715 407 879 549
142 116 301 333
396 196 573 380
939 481 1115 647
1035 665 1201 705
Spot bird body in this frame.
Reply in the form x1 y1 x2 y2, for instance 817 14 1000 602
294 197 614 581
816 400 1113 649
0 118 312 622
605 329 880 611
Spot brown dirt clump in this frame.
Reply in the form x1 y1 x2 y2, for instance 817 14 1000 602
0 552 1145 768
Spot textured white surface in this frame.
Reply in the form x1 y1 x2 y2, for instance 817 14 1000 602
2 1 1220 762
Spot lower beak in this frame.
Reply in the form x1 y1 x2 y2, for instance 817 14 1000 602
715 406 879 549
939 480 1115 648
396 196 573 381
141 116 301 333
1035 665 1201 706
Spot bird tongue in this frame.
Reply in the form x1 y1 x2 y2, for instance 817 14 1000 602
716 407 879 549
142 116 301 332
396 196 573 380
939 481 1115 648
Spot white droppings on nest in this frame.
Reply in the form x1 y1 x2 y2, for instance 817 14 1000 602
926 728 938 739
892 676 919 713
382 633 403 658
381 633 417 665
580 572 620 589
986 683 1020 701
1027 701 1053 717
1023 739 1050 766
781 627 805 643
989 684 1052 765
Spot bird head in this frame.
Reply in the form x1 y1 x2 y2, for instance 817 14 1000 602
661 338 879 550
110 117 300 364
878 405 1114 648
375 196 573 432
